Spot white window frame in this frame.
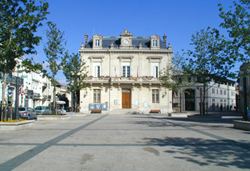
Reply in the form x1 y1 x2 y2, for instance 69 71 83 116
93 63 101 77
122 62 131 77
152 39 158 47
95 39 100 47
151 63 159 78
93 89 101 103
152 89 160 103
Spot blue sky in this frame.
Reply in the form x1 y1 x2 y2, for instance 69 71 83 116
33 0 235 84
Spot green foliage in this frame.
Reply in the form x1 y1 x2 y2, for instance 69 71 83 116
218 0 250 62
44 22 65 85
185 27 236 82
21 59 43 73
160 52 190 90
62 52 88 92
43 22 65 114
0 0 48 73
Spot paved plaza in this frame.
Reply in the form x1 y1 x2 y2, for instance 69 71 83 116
0 112 249 171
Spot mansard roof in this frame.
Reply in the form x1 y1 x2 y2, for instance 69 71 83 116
85 36 166 49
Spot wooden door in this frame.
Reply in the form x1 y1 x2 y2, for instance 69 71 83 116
122 89 131 108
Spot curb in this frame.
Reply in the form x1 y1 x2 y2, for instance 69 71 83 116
0 120 35 130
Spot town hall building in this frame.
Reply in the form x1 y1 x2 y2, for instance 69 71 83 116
79 29 173 114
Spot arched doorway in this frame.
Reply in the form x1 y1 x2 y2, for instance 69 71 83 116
184 89 195 111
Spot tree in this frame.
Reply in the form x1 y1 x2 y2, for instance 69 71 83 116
218 0 250 63
62 53 87 112
184 27 234 115
160 52 189 90
160 52 196 112
219 0 250 120
160 53 187 112
0 0 48 121
44 22 65 114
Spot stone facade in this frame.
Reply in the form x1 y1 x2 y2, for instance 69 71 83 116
172 81 236 113
0 60 71 110
79 30 173 113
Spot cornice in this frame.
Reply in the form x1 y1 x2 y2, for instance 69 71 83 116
79 48 173 54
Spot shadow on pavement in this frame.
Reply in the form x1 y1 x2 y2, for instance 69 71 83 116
133 116 234 129
143 137 250 169
132 113 241 126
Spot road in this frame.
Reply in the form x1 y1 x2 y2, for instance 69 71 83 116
0 113 249 171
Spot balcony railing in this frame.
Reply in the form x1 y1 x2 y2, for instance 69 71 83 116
33 93 42 100
85 76 160 85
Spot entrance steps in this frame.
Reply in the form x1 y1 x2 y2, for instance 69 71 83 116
109 109 141 115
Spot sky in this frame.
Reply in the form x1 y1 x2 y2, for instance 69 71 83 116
33 0 235 84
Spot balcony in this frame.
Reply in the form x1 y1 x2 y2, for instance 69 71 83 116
33 93 42 100
85 76 161 85
42 95 52 101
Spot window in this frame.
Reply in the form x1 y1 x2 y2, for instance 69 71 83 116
151 63 159 78
95 39 100 47
224 90 226 95
212 88 215 94
93 63 101 77
220 89 222 95
212 99 215 110
173 90 178 98
152 89 160 103
152 39 158 47
93 89 101 103
122 63 130 77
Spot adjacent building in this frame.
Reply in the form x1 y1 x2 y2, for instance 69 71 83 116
79 29 173 113
12 60 53 108
172 80 237 113
0 73 23 107
239 62 250 116
0 60 71 110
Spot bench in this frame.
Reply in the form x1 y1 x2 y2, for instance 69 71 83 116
149 109 161 113
91 109 102 113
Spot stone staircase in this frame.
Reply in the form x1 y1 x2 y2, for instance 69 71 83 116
108 109 141 115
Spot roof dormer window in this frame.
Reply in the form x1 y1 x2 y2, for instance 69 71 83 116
93 35 103 48
95 39 100 47
150 35 160 49
152 39 158 47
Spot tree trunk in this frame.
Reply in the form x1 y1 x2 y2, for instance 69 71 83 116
75 91 78 112
179 89 182 112
1 73 7 121
71 92 74 112
202 83 206 115
53 85 57 115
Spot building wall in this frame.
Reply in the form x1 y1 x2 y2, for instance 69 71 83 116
80 85 171 113
239 62 250 113
173 81 236 112
80 30 172 114
1 61 70 110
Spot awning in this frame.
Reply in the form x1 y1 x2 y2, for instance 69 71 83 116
56 100 66 104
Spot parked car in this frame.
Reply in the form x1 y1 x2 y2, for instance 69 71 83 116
57 108 66 114
18 107 37 120
35 106 51 115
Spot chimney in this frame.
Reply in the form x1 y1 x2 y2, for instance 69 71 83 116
84 34 88 46
163 33 167 48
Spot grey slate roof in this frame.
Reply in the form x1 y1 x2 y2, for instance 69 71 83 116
85 37 166 48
